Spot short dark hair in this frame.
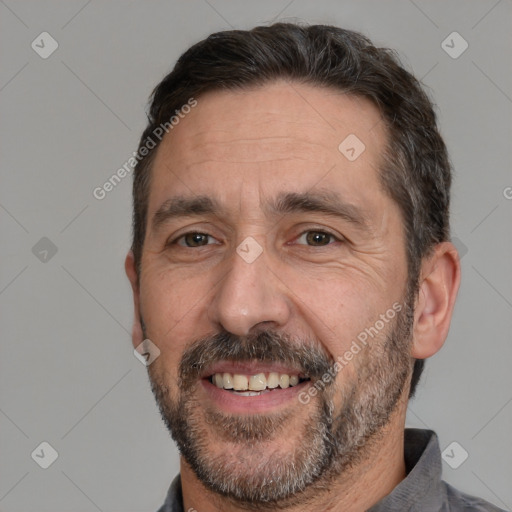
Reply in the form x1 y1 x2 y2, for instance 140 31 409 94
131 23 452 398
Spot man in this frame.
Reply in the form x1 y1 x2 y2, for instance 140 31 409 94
125 23 504 511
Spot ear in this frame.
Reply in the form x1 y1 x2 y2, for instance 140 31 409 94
125 250 144 349
411 241 461 359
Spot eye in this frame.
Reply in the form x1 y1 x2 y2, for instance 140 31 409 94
295 230 340 246
174 232 218 247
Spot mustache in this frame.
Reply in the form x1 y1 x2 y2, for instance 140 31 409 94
178 330 334 388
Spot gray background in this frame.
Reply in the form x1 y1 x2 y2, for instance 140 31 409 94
1 1 511 511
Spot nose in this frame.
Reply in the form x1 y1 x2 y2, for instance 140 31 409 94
208 244 291 336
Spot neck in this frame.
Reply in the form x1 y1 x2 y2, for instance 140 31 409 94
180 402 408 512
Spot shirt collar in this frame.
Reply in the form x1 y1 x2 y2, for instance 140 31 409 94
368 428 445 511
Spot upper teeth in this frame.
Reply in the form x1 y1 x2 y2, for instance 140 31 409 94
213 372 300 391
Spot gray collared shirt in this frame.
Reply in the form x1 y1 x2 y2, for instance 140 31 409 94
156 428 505 511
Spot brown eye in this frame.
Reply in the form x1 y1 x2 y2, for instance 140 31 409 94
178 233 211 247
298 231 336 246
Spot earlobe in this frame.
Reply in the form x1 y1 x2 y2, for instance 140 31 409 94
411 242 461 359
125 251 144 349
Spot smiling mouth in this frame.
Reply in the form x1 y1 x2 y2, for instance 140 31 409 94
208 372 310 396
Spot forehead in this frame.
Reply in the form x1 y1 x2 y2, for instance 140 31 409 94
148 81 390 214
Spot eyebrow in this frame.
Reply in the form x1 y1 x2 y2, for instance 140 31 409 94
151 191 370 232
152 196 220 232
267 191 370 230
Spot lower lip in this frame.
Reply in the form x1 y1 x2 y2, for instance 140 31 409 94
201 379 309 414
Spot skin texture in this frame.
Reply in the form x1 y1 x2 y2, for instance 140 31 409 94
125 80 461 512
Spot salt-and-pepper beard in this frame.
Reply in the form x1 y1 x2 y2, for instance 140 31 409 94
146 294 415 510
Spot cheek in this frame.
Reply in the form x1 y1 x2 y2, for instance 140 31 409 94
286 270 396 378
139 277 194 385
284 270 378 338
139 266 217 370
141 264 204 326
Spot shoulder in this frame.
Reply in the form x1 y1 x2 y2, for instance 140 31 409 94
442 481 507 512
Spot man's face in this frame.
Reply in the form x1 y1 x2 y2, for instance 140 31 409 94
134 81 414 505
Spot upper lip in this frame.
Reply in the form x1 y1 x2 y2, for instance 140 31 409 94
200 361 306 379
